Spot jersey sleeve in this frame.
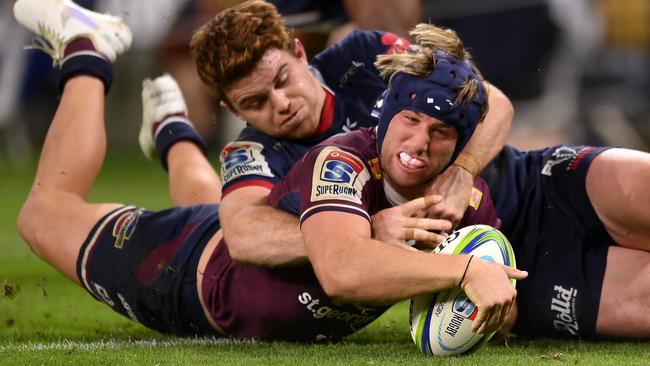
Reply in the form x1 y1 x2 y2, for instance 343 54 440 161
299 146 377 225
457 177 502 229
312 30 410 74
268 144 378 225
219 136 287 197
310 30 410 106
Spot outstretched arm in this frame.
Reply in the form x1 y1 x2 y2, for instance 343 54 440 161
301 210 526 334
426 83 514 226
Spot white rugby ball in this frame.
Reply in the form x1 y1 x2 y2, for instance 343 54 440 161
409 224 517 356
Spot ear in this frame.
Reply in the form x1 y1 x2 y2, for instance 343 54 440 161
220 100 241 119
292 38 308 63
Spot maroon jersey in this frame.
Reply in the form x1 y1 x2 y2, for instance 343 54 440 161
200 129 500 342
269 128 501 229
200 240 386 342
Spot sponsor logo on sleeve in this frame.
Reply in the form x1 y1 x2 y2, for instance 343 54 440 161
468 187 483 210
541 146 594 176
310 147 371 204
339 61 365 89
368 158 382 180
113 209 142 249
220 141 274 184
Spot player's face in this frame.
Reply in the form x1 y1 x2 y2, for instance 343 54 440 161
223 44 325 140
380 110 457 197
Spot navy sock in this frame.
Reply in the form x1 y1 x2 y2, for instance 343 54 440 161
155 120 208 171
58 38 113 94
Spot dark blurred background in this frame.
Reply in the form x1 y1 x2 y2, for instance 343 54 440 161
1 0 648 168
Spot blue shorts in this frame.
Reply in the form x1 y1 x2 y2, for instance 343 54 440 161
75 205 221 336
484 145 612 338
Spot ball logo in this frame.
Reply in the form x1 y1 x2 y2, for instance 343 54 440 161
410 225 517 356
452 293 477 321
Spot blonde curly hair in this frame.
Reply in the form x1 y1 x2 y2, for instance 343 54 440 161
375 23 489 122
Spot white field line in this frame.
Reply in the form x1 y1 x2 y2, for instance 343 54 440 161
0 337 256 352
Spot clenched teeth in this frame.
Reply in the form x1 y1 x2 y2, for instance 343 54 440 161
398 152 425 168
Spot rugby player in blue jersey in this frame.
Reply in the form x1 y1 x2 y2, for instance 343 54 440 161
482 139 650 339
14 0 522 340
140 0 515 267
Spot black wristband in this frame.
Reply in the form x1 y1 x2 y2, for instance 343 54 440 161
459 255 474 288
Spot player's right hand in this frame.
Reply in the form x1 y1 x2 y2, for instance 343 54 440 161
371 195 451 250
459 257 527 335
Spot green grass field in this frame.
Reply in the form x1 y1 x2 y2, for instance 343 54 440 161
1 152 648 365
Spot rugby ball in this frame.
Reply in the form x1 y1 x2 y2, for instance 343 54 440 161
409 224 517 356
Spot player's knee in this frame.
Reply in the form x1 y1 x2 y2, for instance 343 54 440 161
17 191 52 257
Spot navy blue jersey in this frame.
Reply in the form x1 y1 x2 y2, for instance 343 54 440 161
481 145 611 338
220 30 410 196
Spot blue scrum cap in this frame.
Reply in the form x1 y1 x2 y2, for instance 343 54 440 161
375 50 486 165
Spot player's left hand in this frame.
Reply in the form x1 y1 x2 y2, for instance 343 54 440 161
424 165 473 229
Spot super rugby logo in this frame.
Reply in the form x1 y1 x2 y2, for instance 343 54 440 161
220 141 273 184
311 147 371 204
221 144 254 169
320 151 361 183
112 209 142 249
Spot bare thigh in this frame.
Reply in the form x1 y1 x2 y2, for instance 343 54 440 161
586 148 650 250
19 189 121 284
597 246 650 338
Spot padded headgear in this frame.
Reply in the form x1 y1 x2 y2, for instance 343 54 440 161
376 51 486 166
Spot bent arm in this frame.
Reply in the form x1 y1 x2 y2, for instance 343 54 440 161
426 83 514 226
220 186 307 266
301 211 468 303
460 82 513 171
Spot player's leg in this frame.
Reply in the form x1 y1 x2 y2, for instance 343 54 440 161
14 0 132 283
140 75 222 205
596 246 650 338
586 148 650 337
586 148 650 251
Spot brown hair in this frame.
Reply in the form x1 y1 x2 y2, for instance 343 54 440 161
190 0 293 104
374 23 489 122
